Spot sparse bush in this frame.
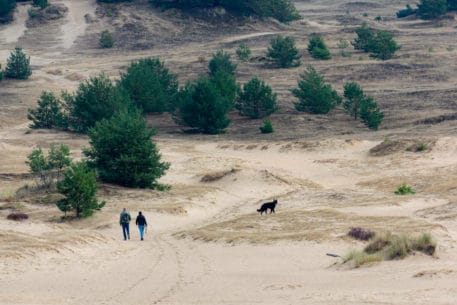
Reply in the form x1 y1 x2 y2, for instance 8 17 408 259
56 161 105 218
259 118 274 134
7 212 29 221
209 49 236 77
236 43 251 61
337 39 351 57
374 15 382 22
352 22 374 52
5 47 32 80
344 250 383 267
416 143 427 152
66 73 132 133
360 96 384 130
348 227 375 241
173 77 231 134
119 58 178 113
396 4 417 18
308 34 331 60
266 35 301 68
27 91 68 129
395 183 415 195
292 65 341 114
99 29 114 48
236 77 277 119
26 144 72 188
32 0 48 9
84 109 170 188
417 0 447 19
410 233 436 255
365 232 392 254
385 235 409 259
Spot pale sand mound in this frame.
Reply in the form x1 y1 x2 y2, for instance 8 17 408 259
0 3 29 45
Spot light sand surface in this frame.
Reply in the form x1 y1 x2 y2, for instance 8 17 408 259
1 0 457 304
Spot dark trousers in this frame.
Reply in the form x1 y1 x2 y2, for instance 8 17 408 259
121 223 130 240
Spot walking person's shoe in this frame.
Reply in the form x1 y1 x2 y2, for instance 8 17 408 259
128 234 130 240
141 237 144 241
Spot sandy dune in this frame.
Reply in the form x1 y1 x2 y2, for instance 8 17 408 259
1 0 457 304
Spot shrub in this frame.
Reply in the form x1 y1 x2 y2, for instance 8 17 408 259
449 0 457 10
84 109 170 188
210 70 237 108
344 250 383 267
292 65 341 114
364 232 392 254
417 0 447 19
385 235 409 259
32 0 47 9
337 39 351 57
259 118 274 134
343 82 364 120
7 212 29 221
395 183 415 195
307 34 331 60
348 227 375 241
26 144 72 188
56 161 105 218
410 233 436 255
99 29 114 48
27 91 68 129
236 43 251 61
209 49 236 78
396 4 417 18
266 35 301 68
352 22 374 52
5 47 32 80
366 30 400 60
66 73 132 133
119 58 178 113
173 77 231 134
236 77 277 119
416 143 427 152
360 96 384 130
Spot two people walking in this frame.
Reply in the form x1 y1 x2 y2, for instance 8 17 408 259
119 208 148 241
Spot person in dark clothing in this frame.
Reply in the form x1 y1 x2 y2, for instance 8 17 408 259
135 211 148 241
119 208 131 240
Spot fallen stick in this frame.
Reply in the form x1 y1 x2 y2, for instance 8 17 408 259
326 253 341 258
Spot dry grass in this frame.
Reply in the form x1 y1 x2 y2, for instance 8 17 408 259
176 209 438 244
343 250 383 268
200 168 239 182
369 139 435 157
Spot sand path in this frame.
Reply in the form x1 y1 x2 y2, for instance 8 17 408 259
0 3 29 46
60 0 96 49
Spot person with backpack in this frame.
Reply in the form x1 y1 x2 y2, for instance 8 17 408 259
119 208 131 240
135 211 147 241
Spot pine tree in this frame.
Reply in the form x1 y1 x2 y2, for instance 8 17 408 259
84 109 170 188
266 35 301 68
343 82 364 120
56 161 105 218
27 91 67 129
5 47 32 79
360 96 384 130
292 65 341 114
236 77 277 119
308 34 331 60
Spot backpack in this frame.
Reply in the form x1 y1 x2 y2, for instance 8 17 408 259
121 213 130 223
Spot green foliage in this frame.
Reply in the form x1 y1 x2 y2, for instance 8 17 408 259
343 82 364 120
236 43 251 61
173 77 231 134
84 109 169 188
56 161 105 218
209 49 237 78
292 65 341 114
236 77 277 119
395 183 415 195
374 15 382 22
26 144 72 188
266 35 301 68
352 22 374 52
151 0 300 23
27 91 68 129
32 0 48 9
99 29 114 48
417 0 447 19
5 47 32 79
366 30 400 60
0 0 15 18
210 70 237 108
360 96 384 130
119 58 178 113
66 73 132 133
259 118 274 134
416 143 427 152
308 34 331 60
396 4 417 18
0 64 3 80
449 0 457 10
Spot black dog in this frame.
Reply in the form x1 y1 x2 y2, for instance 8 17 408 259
257 199 278 215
